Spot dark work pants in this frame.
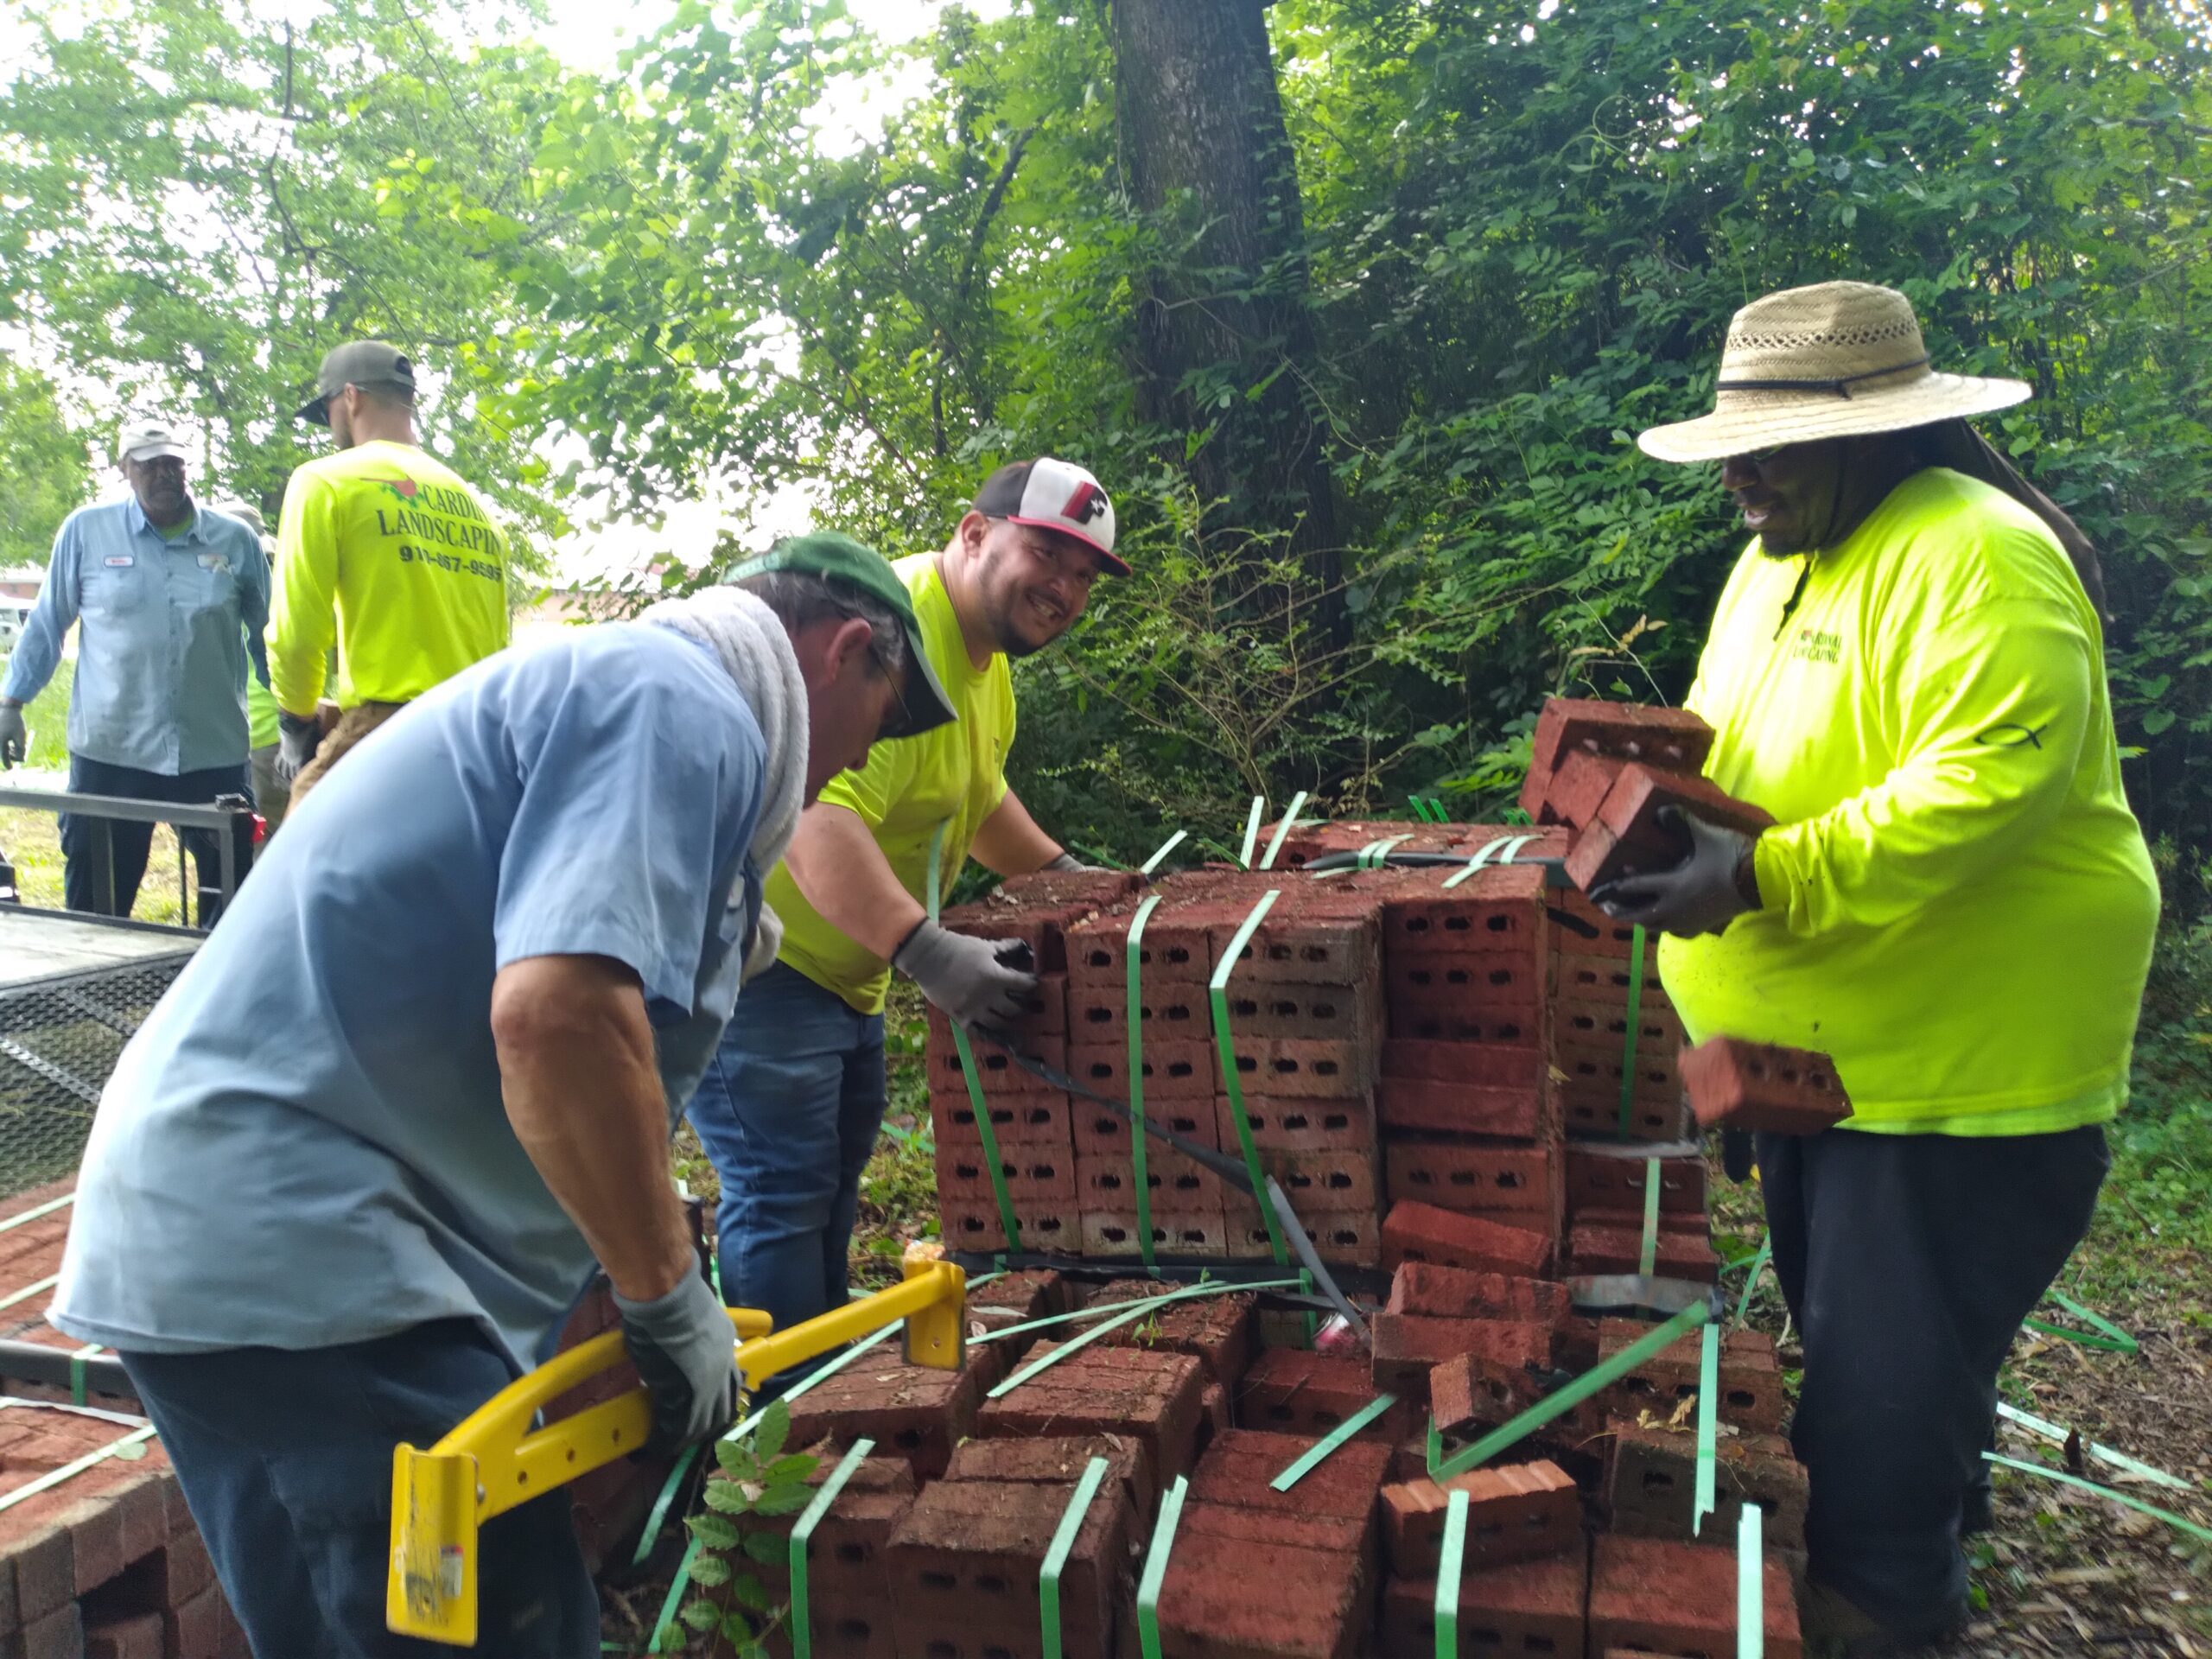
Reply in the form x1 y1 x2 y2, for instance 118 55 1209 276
1758 1124 2108 1641
123 1319 598 1659
60 753 253 925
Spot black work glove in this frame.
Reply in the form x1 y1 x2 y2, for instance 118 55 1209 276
275 709 321 785
613 1268 741 1456
893 920 1040 1027
1590 806 1761 938
0 704 25 768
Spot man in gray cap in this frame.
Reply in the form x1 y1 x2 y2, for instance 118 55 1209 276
269 340 511 804
0 418 268 921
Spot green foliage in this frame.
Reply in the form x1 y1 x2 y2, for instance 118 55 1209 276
0 362 92 570
669 1397 817 1657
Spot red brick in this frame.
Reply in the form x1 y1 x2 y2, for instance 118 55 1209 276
1386 1262 1571 1326
1089 1281 1256 1385
1555 995 1687 1054
978 1344 1210 1488
927 1034 1065 1096
163 1586 225 1659
1566 764 1776 894
1217 1093 1376 1154
786 1357 987 1480
1205 903 1380 988
1382 1201 1552 1277
1068 981 1209 1040
1079 1207 1230 1260
1173 1496 1370 1560
150 1527 215 1606
1067 1039 1214 1101
1566 1221 1720 1285
1382 1039 1546 1090
935 1141 1079 1210
1077 1146 1232 1212
994 868 1147 910
1430 1351 1610 1454
1383 1141 1560 1224
1597 1321 1786 1434
929 1087 1075 1148
1521 696 1714 822
1223 1147 1379 1217
944 1433 1154 1520
1213 981 1379 1045
1154 1525 1365 1659
1541 747 1630 830
1073 1096 1216 1160
1 1523 75 1624
1566 1148 1706 1221
1224 1206 1381 1268
1186 1427 1391 1527
1382 1459 1580 1577
1220 1033 1377 1098
1067 901 1216 988
965 1267 1071 1325
938 1198 1080 1255
1604 1419 1808 1550
1234 1348 1409 1443
1387 951 1544 1020
1551 952 1659 1001
887 1478 1134 1659
1560 1085 1690 1144
928 976 1069 1052
1264 819 1571 872
940 878 1133 976
86 1610 162 1659
1680 1038 1853 1135
1553 1034 1680 1097
1381 864 1548 957
1387 996 1541 1047
1370 1313 1555 1400
1380 1543 1591 1657
21 1602 84 1659
1589 1535 1802 1659
1377 1077 1549 1140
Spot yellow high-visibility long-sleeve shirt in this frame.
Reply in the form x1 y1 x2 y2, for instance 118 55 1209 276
1657 467 2159 1135
269 440 510 711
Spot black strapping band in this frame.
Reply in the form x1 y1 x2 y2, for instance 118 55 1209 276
1716 355 1930 400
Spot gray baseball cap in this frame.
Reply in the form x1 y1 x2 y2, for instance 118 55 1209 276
296 341 417 426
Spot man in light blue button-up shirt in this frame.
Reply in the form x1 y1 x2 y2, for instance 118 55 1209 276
0 418 270 920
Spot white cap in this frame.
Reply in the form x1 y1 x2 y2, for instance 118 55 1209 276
116 419 191 466
975 456 1125 574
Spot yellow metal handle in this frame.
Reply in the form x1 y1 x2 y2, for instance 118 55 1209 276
388 1258 967 1645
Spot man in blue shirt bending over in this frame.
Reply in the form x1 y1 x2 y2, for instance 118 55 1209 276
0 418 269 923
51 533 956 1658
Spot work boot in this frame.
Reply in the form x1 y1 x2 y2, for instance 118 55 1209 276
1799 1581 1967 1659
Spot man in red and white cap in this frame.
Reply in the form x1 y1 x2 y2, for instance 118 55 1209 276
685 459 1124 1350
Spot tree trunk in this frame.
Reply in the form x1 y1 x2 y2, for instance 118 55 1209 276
1112 0 1345 642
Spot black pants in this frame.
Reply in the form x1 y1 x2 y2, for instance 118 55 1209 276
123 1319 598 1658
1758 1123 2108 1640
59 753 253 925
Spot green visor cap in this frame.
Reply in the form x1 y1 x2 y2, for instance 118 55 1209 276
724 531 958 741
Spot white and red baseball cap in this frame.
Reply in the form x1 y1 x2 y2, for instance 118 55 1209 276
973 457 1126 575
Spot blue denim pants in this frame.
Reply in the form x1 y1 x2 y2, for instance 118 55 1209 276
686 963 888 1339
122 1319 598 1658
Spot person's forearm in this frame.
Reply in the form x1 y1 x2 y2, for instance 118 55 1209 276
782 803 926 959
968 789 1061 877
492 954 693 1302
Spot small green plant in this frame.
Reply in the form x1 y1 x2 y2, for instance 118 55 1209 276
670 1399 821 1657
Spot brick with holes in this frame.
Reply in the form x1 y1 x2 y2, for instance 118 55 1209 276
1565 1149 1706 1222
1603 1419 1808 1550
936 1142 1079 1210
1382 1200 1552 1277
1596 1320 1786 1433
1224 1146 1380 1216
938 1198 1081 1256
1520 697 1715 822
1224 1204 1382 1268
929 1087 1076 1149
1218 1033 1378 1097
1679 1038 1853 1135
1201 899 1382 988
1551 950 1662 1001
725 1453 914 1645
887 1476 1137 1659
1590 1535 1802 1659
1072 1096 1217 1160
978 1344 1211 1489
1077 1145 1233 1213
1067 982 1211 1043
1212 980 1380 1043
1553 1035 1680 1096
1370 1313 1557 1401
1382 1459 1580 1577
1217 1092 1378 1154
1383 1140 1561 1226
1380 1542 1591 1658
1067 1039 1216 1101
1565 1219 1720 1285
1385 1261 1572 1327
1080 1207 1232 1261
1387 996 1543 1048
926 975 1069 1050
1428 1349 1611 1459
1386 951 1545 1023
1086 1281 1257 1386
1233 1347 1410 1443
944 1432 1155 1521
786 1357 987 1480
1067 898 1218 988
1560 1084 1691 1144
1564 764 1777 895
1378 861 1548 956
1554 994 1688 1052
928 1033 1067 1097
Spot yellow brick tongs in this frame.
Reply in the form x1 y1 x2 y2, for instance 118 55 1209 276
386 1256 968 1644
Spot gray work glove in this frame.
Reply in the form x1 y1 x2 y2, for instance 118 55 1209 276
894 918 1040 1027
0 704 25 769
1043 850 1104 873
613 1267 741 1457
1590 806 1761 938
275 710 321 785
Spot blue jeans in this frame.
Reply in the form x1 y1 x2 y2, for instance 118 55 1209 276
60 753 254 924
122 1319 598 1658
686 963 888 1340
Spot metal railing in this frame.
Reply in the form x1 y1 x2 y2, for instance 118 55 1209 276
0 785 255 931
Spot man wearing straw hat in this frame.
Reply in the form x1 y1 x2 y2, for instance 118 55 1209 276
1600 282 2158 1653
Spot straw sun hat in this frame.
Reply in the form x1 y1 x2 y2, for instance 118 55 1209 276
1637 281 2031 464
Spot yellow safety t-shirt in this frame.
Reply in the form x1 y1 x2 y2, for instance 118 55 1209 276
1658 467 2158 1136
771 553 1016 1014
269 440 510 710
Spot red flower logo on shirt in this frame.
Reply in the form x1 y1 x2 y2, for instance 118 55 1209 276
373 474 420 502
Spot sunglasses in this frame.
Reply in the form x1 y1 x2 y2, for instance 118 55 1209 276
828 601 918 740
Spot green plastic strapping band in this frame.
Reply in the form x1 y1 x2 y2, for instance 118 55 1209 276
1362 832 1414 869
1426 1414 1443 1478
791 1439 875 1659
0 1423 156 1515
1433 1300 1710 1479
1994 1401 2192 1491
1442 833 1537 889
1737 1501 1764 1658
1127 894 1164 1272
1427 797 1449 822
1259 790 1308 871
1236 797 1265 869
69 1344 103 1409
1693 1322 1719 1536
1270 1394 1399 1491
0 1193 73 1234
1732 1236 1773 1332
1140 829 1188 877
1984 1451 2212 1544
1135 1474 1189 1659
1638 1156 1662 1279
1618 925 1648 1135
989 1277 1301 1399
929 820 1021 1252
969 1276 1284 1349
629 1442 703 1571
650 1537 700 1652
1040 1456 1112 1659
1408 795 1437 823
1211 889 1289 1266
2023 1288 2138 1354
1433 1487 1469 1659
0 1274 57 1313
